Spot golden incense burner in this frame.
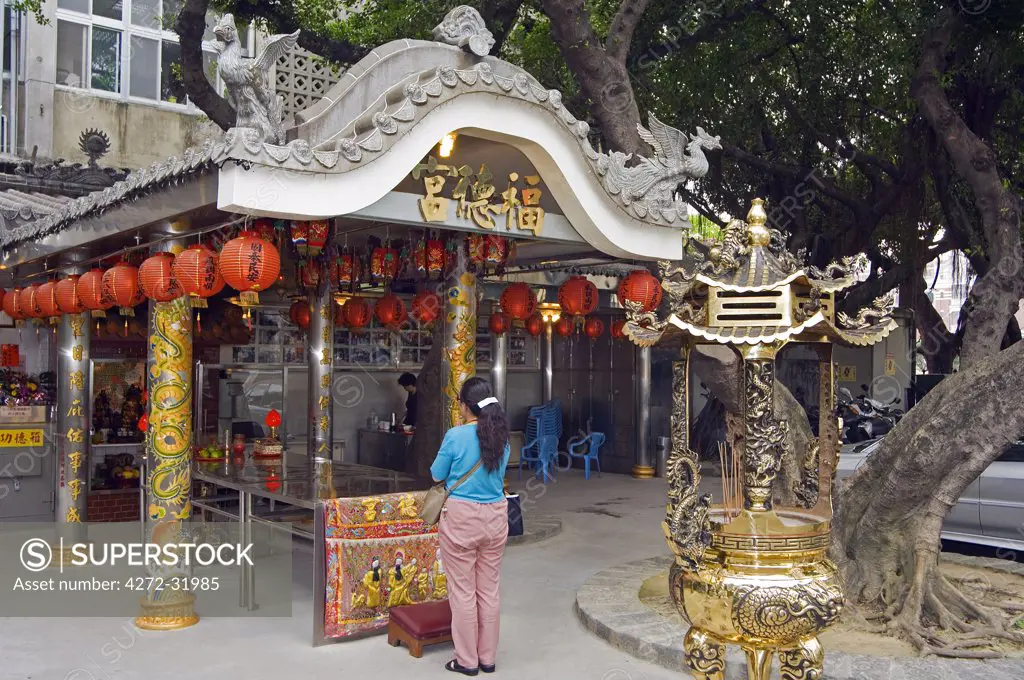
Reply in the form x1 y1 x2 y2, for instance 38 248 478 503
625 199 896 679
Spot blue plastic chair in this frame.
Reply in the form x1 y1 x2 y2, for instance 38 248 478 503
568 432 606 480
519 434 558 482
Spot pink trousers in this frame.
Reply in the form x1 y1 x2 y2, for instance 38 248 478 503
439 497 508 668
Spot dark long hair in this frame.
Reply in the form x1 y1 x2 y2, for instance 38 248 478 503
460 377 508 472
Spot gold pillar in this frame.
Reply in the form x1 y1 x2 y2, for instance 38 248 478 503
136 294 199 630
443 238 477 429
812 344 838 517
738 342 786 512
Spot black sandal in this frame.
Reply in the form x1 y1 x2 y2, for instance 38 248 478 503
445 660 479 676
480 663 496 673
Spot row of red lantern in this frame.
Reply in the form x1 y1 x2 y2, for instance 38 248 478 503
0 231 281 322
289 290 444 332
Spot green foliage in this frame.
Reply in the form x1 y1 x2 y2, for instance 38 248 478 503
10 0 46 25
201 0 1022 269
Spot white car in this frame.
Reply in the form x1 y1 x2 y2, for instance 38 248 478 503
836 438 1024 551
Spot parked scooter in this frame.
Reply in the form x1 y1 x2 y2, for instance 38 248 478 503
837 386 904 443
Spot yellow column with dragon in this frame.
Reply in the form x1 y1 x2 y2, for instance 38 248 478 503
136 293 199 630
443 237 477 429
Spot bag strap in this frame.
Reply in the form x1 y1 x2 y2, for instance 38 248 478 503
447 458 483 495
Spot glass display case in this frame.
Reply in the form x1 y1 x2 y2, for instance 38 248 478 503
223 307 540 370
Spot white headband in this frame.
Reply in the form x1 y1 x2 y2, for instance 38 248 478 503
477 397 499 409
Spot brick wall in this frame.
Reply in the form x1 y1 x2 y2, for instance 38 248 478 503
87 491 141 522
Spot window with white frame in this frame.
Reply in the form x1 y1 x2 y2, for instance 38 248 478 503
55 1 251 107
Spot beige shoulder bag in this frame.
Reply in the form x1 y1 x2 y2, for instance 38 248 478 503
420 459 483 526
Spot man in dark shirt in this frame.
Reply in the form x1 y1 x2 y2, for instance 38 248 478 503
398 373 417 427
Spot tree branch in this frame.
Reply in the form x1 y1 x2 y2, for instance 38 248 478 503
479 0 526 54
175 0 235 130
227 0 369 63
912 7 1024 367
606 0 654 62
722 143 871 216
542 0 645 154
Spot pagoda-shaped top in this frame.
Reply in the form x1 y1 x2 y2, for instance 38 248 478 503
625 198 898 348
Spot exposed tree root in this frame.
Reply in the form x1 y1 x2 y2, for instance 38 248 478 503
879 560 1024 658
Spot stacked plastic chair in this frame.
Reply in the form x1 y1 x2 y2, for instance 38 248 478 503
519 401 563 481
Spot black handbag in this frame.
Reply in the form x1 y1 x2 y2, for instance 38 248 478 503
506 494 524 537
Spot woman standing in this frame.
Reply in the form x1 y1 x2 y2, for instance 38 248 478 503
430 377 510 676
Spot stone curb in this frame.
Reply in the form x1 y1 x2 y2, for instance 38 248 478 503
575 555 1024 680
507 513 562 547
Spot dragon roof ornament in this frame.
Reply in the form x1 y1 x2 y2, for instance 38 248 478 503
433 5 495 57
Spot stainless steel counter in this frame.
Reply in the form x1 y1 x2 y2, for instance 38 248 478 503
356 428 414 472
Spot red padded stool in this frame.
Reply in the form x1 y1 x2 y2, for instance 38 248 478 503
387 600 453 657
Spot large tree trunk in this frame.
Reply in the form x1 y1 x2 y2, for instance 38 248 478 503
831 8 1024 655
691 346 811 507
542 0 649 155
833 341 1024 656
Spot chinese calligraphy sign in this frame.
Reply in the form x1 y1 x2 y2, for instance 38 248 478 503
0 429 44 447
413 156 546 235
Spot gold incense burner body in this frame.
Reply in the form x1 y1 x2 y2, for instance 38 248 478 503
624 200 898 680
670 511 843 679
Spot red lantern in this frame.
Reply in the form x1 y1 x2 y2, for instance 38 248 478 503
18 285 42 318
558 275 598 319
343 297 372 330
173 245 225 307
525 313 544 337
289 299 311 330
489 312 511 336
220 230 281 304
265 408 282 429
56 277 86 314
411 291 441 326
484 235 509 266
375 293 407 329
334 254 361 287
139 253 182 302
584 317 605 340
370 246 400 281
3 287 23 320
36 281 60 319
500 283 537 321
617 269 662 313
290 220 329 256
137 413 149 433
77 269 114 316
611 319 627 340
102 263 143 316
467 235 487 267
414 240 446 277
252 217 277 242
298 260 320 289
555 316 575 337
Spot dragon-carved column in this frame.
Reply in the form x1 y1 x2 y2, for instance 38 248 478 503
738 341 787 512
443 236 477 428
137 240 198 630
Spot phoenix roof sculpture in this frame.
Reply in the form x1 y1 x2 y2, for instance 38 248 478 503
210 14 300 145
595 115 721 222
